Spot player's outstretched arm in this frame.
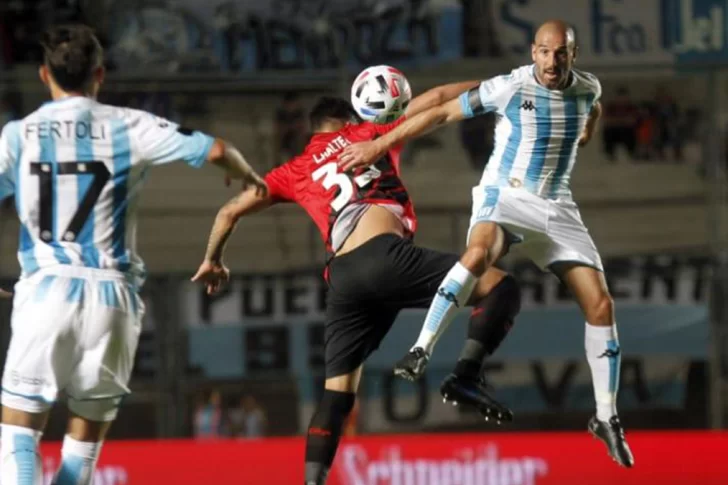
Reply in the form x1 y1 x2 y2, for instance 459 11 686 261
579 101 602 147
406 80 480 118
206 139 268 196
339 97 465 171
191 186 273 294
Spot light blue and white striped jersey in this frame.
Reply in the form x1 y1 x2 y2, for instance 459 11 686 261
460 64 601 199
0 96 214 286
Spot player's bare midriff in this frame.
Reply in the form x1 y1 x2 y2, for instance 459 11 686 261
336 204 405 257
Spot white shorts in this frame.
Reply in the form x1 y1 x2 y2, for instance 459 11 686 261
1 266 143 422
469 186 603 272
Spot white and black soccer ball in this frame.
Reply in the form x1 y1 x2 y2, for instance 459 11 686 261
351 65 412 124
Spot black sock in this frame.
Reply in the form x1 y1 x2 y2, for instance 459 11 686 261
304 389 356 485
454 275 522 379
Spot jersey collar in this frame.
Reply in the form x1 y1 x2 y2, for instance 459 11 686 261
41 95 93 107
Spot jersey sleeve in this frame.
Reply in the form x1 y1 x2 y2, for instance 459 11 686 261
264 163 296 203
586 72 602 102
134 112 214 168
459 74 518 118
592 77 602 103
0 122 19 201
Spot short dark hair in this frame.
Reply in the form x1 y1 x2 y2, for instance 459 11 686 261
41 24 103 92
309 97 360 131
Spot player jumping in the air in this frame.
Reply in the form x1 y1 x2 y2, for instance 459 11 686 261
0 25 265 485
193 93 523 484
338 20 634 468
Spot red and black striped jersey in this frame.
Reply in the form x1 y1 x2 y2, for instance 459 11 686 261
264 118 417 257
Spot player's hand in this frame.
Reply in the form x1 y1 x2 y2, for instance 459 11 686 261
240 171 268 197
191 260 230 295
578 127 595 147
338 140 385 171
0 288 12 299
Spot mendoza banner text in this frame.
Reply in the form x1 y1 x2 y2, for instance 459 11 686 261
101 0 462 72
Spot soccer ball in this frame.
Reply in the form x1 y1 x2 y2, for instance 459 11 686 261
351 65 412 124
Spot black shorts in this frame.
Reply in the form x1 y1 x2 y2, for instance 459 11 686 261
324 233 459 377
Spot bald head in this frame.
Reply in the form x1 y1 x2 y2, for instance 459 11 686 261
531 20 577 90
535 20 576 51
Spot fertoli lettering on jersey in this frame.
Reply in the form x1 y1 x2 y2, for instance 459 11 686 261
312 135 350 164
24 120 107 141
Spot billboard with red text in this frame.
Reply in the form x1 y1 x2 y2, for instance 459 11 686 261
30 431 728 484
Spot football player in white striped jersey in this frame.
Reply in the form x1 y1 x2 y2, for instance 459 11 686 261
339 20 634 468
0 24 265 485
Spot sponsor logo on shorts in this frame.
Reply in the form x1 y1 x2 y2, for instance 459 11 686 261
477 206 495 220
10 371 48 388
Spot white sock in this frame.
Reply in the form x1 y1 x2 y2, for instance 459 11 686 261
0 424 43 485
585 323 620 422
413 263 477 355
52 436 103 485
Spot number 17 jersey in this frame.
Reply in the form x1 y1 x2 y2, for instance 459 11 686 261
0 96 214 286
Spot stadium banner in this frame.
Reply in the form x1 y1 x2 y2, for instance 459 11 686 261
182 253 710 326
103 0 462 72
32 432 728 484
486 0 728 66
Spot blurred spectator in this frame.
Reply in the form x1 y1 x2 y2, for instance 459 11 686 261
602 86 637 162
653 86 682 162
274 92 307 166
635 103 656 161
193 389 224 439
459 113 495 171
227 395 267 439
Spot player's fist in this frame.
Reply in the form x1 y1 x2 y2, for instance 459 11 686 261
578 130 593 147
338 140 385 171
191 260 230 295
0 288 12 299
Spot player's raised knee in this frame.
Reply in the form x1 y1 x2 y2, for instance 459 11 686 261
586 292 614 326
460 245 494 276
